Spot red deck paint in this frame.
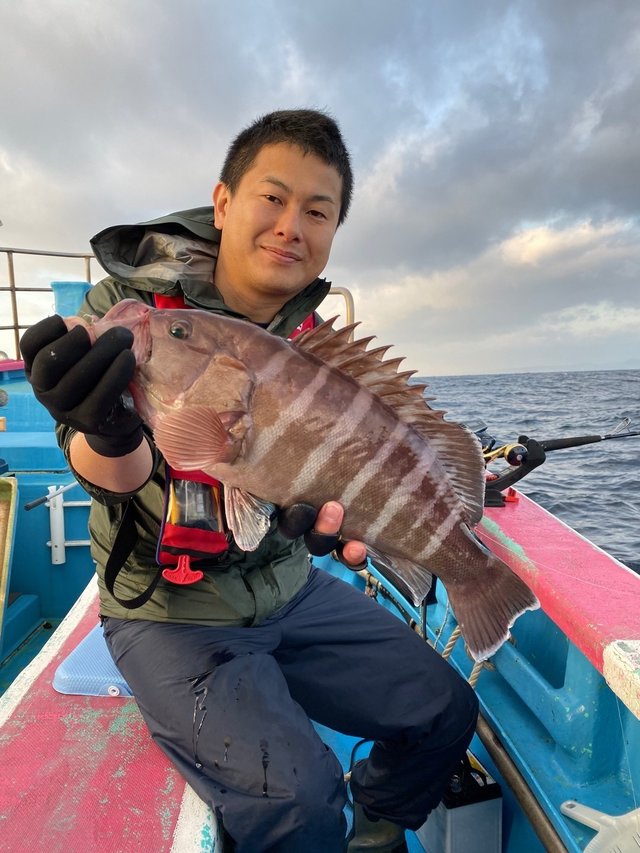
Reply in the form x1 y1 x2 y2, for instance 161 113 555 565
480 491 640 674
0 359 24 372
0 605 187 851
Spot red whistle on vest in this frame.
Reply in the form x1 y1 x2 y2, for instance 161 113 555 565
162 554 205 585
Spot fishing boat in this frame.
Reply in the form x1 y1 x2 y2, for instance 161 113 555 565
1 248 638 852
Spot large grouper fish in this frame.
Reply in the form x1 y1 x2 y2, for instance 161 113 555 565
71 299 539 660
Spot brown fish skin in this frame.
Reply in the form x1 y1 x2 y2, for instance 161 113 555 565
85 299 539 660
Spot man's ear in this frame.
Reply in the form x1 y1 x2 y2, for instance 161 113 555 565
213 182 231 229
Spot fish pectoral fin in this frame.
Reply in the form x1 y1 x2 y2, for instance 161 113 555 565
153 406 245 470
225 487 276 552
366 546 433 607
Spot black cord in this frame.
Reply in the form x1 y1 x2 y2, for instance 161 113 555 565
345 738 372 809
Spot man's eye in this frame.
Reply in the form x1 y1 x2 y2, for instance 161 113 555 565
309 209 327 220
169 321 191 340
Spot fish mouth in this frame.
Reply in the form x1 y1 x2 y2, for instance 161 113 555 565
94 299 153 365
128 314 155 416
131 310 152 365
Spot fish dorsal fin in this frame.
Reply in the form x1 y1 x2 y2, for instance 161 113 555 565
293 318 430 404
293 318 485 524
408 415 486 524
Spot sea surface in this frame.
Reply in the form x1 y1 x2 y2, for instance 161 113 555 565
418 369 640 572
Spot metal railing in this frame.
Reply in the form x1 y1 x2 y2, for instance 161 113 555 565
0 247 94 360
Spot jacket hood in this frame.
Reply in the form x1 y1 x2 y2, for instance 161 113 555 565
90 207 219 293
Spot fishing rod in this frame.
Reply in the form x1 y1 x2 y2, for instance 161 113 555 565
480 418 640 506
23 481 81 511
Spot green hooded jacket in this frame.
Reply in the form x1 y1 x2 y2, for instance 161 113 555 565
57 207 332 625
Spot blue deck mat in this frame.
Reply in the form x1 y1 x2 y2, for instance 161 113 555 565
53 623 132 697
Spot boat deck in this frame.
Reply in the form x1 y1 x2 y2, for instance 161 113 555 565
0 577 429 852
0 616 60 693
481 489 640 718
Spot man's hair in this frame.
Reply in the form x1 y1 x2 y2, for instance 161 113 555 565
220 109 353 226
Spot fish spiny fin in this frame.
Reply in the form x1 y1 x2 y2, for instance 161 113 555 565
293 318 485 522
293 318 437 412
292 316 356 351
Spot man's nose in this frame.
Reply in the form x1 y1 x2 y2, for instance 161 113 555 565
274 205 302 240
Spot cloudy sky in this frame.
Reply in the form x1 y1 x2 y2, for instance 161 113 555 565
1 0 639 376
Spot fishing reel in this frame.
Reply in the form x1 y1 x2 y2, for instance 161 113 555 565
477 417 639 507
482 436 546 506
484 442 529 467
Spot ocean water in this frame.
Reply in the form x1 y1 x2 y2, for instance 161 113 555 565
419 369 640 572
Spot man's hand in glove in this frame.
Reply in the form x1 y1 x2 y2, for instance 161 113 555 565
20 315 144 458
278 501 367 568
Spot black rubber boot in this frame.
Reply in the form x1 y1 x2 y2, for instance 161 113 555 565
221 825 237 852
347 803 408 852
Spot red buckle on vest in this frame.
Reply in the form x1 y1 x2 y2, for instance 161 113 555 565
162 554 204 585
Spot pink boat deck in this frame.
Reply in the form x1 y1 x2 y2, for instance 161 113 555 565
0 580 217 852
480 489 640 719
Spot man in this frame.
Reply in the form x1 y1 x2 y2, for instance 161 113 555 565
21 109 478 852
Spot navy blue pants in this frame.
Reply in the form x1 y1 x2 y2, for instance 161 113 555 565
104 567 478 852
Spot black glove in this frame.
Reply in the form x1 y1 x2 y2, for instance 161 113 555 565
20 315 144 457
278 504 368 568
277 502 340 557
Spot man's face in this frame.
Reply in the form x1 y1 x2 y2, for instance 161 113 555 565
213 142 342 320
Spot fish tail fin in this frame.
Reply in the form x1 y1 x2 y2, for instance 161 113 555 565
447 553 539 661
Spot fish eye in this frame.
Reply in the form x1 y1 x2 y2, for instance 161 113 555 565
169 320 192 340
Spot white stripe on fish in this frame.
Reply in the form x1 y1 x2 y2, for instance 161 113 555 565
366 461 454 543
338 419 410 508
251 355 333 462
287 385 375 499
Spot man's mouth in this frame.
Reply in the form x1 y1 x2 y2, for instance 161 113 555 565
262 246 302 263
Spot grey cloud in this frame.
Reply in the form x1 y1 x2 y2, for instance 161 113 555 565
1 0 638 374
